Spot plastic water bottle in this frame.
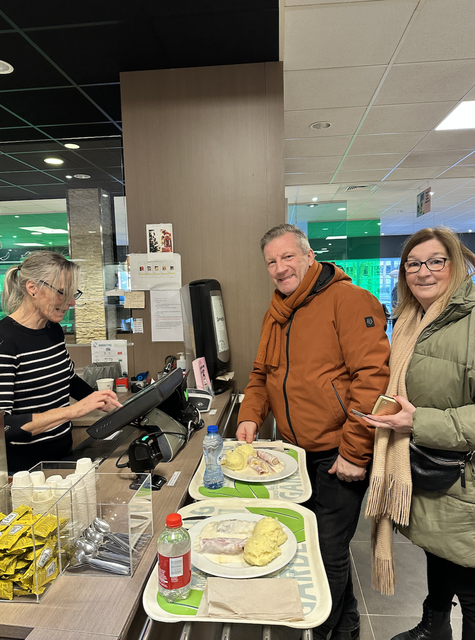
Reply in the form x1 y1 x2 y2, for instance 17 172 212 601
202 424 224 489
157 513 191 602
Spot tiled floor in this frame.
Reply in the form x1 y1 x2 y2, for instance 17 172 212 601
350 499 463 640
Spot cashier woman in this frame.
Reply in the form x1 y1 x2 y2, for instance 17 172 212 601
0 251 121 473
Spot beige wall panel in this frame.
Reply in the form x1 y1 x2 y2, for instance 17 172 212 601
120 62 284 389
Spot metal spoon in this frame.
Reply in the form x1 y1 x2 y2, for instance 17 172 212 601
74 549 130 575
77 538 130 564
85 527 130 557
93 517 130 552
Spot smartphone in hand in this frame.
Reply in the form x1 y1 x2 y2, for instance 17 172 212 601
351 409 368 419
372 394 402 416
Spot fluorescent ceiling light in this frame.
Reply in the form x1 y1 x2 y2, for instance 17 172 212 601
64 143 80 149
14 243 45 247
436 101 475 130
326 235 347 240
312 197 318 201
338 208 346 211
20 226 68 234
44 157 64 165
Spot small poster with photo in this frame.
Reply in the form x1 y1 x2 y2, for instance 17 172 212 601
147 223 173 260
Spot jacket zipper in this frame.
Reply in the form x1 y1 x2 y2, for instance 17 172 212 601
283 312 299 447
331 383 348 419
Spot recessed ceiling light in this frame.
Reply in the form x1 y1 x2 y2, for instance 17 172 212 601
102 193 109 198
377 222 381 225
12 236 17 238
309 204 315 207
14 215 19 218
338 208 346 211
0 60 14 74
312 197 318 201
64 143 80 149
310 122 331 130
382 233 385 236
65 175 73 179
436 101 475 130
44 157 64 165
323 228 328 230
469 230 473 233
430 192 435 195
74 174 91 179
326 236 347 240
365 231 368 234
31 232 42 235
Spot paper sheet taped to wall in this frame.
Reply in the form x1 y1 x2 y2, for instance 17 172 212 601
129 253 182 290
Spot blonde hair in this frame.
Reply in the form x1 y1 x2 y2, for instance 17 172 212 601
395 227 475 317
2 251 80 315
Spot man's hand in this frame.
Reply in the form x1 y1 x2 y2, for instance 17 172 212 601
236 421 258 443
328 454 366 482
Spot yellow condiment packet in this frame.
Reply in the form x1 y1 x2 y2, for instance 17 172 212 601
0 506 31 531
0 525 29 550
0 580 13 600
33 514 58 539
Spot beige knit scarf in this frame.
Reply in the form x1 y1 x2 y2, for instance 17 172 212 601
365 298 443 595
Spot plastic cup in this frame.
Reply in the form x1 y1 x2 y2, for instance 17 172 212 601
76 458 93 475
32 485 52 501
30 471 46 486
45 475 63 488
12 471 32 487
97 378 114 391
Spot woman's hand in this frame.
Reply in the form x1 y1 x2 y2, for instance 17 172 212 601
70 390 122 418
362 395 415 434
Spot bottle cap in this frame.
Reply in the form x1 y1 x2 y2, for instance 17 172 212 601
207 425 218 433
166 513 183 528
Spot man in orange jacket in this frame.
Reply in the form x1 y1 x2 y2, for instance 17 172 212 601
237 224 390 640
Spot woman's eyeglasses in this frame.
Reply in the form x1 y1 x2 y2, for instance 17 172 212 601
404 258 449 274
39 280 83 300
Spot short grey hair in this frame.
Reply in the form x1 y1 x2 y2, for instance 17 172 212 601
2 251 80 315
260 224 311 254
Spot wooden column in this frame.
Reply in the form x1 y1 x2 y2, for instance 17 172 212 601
120 62 284 389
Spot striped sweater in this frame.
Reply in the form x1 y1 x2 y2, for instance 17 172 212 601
0 316 92 472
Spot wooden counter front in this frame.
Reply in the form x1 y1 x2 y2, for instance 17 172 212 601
0 391 232 640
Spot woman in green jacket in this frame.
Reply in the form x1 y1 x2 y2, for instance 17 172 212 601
363 227 475 640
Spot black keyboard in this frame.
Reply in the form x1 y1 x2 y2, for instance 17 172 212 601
64 425 137 464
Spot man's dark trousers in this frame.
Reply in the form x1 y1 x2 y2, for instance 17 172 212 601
304 449 369 639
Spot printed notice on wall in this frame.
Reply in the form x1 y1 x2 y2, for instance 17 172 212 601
146 223 173 260
132 318 144 334
150 290 184 342
129 253 182 290
124 291 145 308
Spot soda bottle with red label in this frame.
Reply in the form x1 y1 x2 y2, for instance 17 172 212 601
157 513 191 602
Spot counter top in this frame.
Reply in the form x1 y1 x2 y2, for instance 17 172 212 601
0 390 232 640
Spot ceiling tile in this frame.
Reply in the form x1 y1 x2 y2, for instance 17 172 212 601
285 172 334 185
396 0 475 64
284 66 386 110
385 167 448 180
341 154 404 171
399 150 470 168
458 154 475 165
375 60 475 105
333 169 390 183
438 166 475 179
284 107 365 137
284 1 417 70
285 136 352 158
285 156 341 172
415 130 475 152
349 132 425 155
359 102 457 134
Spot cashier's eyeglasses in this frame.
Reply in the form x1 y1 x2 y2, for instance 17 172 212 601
403 258 449 274
39 280 83 300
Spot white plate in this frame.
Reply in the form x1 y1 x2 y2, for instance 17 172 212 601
189 512 297 579
221 449 298 483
